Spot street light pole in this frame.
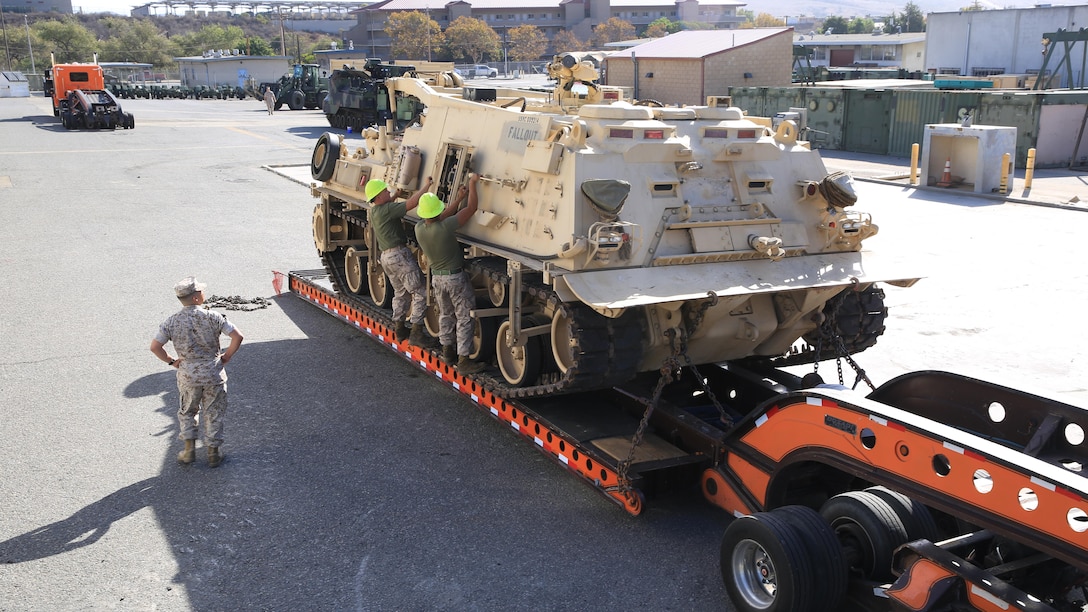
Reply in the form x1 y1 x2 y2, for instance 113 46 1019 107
1 3 13 72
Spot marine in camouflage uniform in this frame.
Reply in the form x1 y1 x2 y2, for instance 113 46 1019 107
414 174 486 374
365 177 431 345
150 277 244 467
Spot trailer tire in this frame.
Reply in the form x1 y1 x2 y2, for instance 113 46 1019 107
124 113 135 129
771 506 848 610
720 511 821 612
311 132 340 181
820 490 908 582
864 486 940 543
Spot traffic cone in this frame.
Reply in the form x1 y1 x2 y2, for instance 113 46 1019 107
936 157 953 187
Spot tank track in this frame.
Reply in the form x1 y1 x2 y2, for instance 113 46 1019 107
748 285 888 368
318 211 645 398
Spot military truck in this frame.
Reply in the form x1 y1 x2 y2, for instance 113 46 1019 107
323 59 465 132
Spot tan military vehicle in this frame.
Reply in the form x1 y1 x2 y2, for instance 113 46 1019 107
309 55 918 397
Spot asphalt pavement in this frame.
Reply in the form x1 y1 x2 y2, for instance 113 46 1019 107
1 91 1086 612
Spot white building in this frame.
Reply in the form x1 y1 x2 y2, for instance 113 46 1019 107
175 52 292 88
793 32 926 72
925 5 1088 82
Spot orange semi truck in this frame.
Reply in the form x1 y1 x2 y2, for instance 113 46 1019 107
44 63 134 130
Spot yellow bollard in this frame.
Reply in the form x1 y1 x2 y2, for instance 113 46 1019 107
1025 147 1036 189
999 152 1011 194
910 143 919 186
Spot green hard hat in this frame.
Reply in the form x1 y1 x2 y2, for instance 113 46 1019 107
365 179 389 202
418 192 445 219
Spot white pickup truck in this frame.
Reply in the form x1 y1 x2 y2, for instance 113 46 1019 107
461 64 498 78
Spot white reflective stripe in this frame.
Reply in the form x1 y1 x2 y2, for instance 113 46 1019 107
452 382 460 391
511 421 520 431
490 407 499 417
942 441 965 454
755 414 769 427
418 359 427 367
1030 476 1057 491
471 393 479 403
434 371 442 380
869 415 888 426
806 397 823 406
559 454 569 464
969 585 1008 610
535 438 543 447
733 510 746 518
872 586 889 599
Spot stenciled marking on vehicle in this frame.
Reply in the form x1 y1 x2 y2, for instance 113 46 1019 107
824 414 857 436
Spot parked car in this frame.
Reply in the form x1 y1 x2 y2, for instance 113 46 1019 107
470 64 498 78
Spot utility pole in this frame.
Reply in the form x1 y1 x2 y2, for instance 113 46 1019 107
1 2 12 72
25 15 34 76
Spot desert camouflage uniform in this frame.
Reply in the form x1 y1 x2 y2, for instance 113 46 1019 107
155 305 236 448
380 245 426 325
431 272 475 356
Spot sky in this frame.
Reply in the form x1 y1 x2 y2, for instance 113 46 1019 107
72 0 141 16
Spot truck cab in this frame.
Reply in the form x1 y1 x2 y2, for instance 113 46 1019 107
46 64 105 116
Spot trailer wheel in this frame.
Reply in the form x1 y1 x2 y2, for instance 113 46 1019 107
864 486 940 543
496 317 542 387
123 113 135 129
288 90 305 111
311 132 340 181
771 506 848 610
819 490 908 582
83 113 95 129
61 112 73 129
720 511 820 612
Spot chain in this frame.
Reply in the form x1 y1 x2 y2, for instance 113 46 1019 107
205 295 272 311
811 281 875 392
615 293 725 497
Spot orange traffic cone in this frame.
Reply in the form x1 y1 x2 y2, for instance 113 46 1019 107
936 157 953 187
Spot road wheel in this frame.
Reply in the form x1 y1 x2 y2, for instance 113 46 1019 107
368 258 393 309
470 298 498 362
344 246 367 295
496 318 542 387
720 511 821 612
311 132 340 181
820 490 909 582
288 90 304 110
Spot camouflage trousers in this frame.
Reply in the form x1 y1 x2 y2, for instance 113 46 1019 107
380 245 427 325
178 381 227 448
431 272 475 356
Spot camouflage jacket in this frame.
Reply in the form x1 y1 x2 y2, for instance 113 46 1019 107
155 305 237 386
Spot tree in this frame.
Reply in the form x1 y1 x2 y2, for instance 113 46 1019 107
507 24 547 62
644 17 680 37
245 36 274 56
591 17 635 48
444 16 500 63
99 17 178 66
384 11 442 61
753 13 786 27
34 17 98 64
848 17 875 33
551 29 586 54
821 16 849 35
173 24 247 57
902 1 926 31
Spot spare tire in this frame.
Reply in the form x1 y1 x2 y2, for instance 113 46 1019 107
310 132 341 182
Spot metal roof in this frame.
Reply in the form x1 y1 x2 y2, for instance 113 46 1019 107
607 27 790 59
793 32 926 46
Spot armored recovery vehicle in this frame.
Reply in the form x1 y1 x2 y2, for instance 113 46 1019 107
308 55 919 398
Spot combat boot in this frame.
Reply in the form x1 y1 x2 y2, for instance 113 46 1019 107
441 344 457 364
408 323 428 346
393 319 409 342
207 446 223 468
456 356 486 375
177 439 196 464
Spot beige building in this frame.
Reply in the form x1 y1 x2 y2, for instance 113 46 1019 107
603 28 793 106
345 0 747 61
175 52 292 88
792 32 926 72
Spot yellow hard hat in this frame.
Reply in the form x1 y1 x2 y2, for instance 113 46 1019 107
364 179 389 202
418 192 445 219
